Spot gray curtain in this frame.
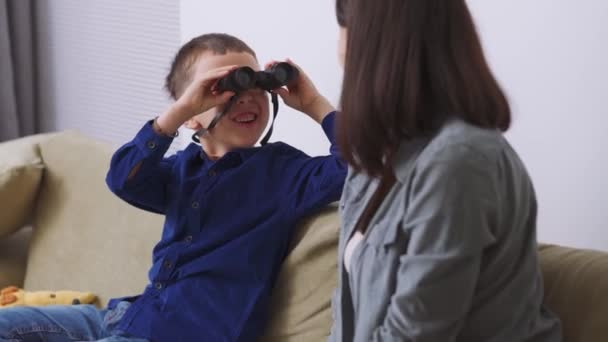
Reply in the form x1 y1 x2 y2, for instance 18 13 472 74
0 0 38 141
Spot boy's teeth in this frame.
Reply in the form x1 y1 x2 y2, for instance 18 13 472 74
235 113 256 123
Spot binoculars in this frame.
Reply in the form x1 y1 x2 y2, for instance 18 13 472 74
216 62 299 93
194 62 298 146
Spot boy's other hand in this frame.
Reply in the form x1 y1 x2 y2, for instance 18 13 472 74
266 59 335 124
175 65 238 119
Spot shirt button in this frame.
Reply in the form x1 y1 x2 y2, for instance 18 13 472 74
147 141 156 149
184 235 193 243
154 282 163 290
208 170 217 177
191 201 199 209
163 261 172 269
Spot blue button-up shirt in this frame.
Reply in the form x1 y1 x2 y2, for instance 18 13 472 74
105 112 345 342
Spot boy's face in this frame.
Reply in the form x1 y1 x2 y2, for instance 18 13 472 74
185 51 270 157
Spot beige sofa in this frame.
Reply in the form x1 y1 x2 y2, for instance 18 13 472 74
0 132 607 341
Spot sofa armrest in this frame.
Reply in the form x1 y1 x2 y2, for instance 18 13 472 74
0 227 32 288
0 134 55 239
539 244 608 342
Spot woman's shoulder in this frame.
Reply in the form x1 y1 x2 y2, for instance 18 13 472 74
420 118 509 167
391 118 522 187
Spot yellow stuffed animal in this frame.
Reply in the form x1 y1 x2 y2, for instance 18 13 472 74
0 286 97 308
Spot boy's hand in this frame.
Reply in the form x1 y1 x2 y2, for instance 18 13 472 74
266 59 335 124
175 65 238 118
156 66 237 135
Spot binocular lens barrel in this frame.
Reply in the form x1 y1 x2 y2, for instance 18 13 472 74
215 62 299 93
216 67 256 93
269 62 298 85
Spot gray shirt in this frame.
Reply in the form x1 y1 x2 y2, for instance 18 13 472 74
329 118 562 342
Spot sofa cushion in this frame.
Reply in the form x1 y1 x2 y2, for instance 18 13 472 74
0 227 32 289
24 132 164 306
261 204 339 342
539 244 608 342
0 135 48 238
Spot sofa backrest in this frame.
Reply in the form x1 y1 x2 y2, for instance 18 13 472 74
539 244 608 342
24 132 164 305
18 131 608 342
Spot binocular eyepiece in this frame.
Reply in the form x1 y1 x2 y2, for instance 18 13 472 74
216 62 299 93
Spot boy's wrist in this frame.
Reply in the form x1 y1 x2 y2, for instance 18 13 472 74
152 118 179 137
155 103 192 135
170 101 196 121
306 97 335 124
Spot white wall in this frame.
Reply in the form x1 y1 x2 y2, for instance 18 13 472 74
467 0 608 250
181 0 608 250
37 0 181 151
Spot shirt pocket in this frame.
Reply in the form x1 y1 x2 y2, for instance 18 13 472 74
365 217 404 253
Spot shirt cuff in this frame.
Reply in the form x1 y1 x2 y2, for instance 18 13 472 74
321 111 337 142
134 119 175 157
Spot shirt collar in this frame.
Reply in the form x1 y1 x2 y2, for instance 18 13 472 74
186 143 262 170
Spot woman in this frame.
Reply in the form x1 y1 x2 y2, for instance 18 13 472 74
330 0 562 341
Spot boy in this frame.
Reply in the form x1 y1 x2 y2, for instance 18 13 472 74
0 34 345 342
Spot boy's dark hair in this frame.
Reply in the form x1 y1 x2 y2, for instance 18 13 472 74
165 33 257 100
336 0 511 177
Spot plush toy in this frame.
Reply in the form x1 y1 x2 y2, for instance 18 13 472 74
0 286 97 308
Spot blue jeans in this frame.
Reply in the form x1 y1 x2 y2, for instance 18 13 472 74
0 301 147 342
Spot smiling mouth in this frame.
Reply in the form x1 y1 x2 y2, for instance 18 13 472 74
231 112 258 125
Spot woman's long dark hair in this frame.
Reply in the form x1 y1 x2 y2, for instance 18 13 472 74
336 0 511 177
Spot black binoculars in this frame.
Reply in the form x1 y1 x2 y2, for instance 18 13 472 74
216 62 299 93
